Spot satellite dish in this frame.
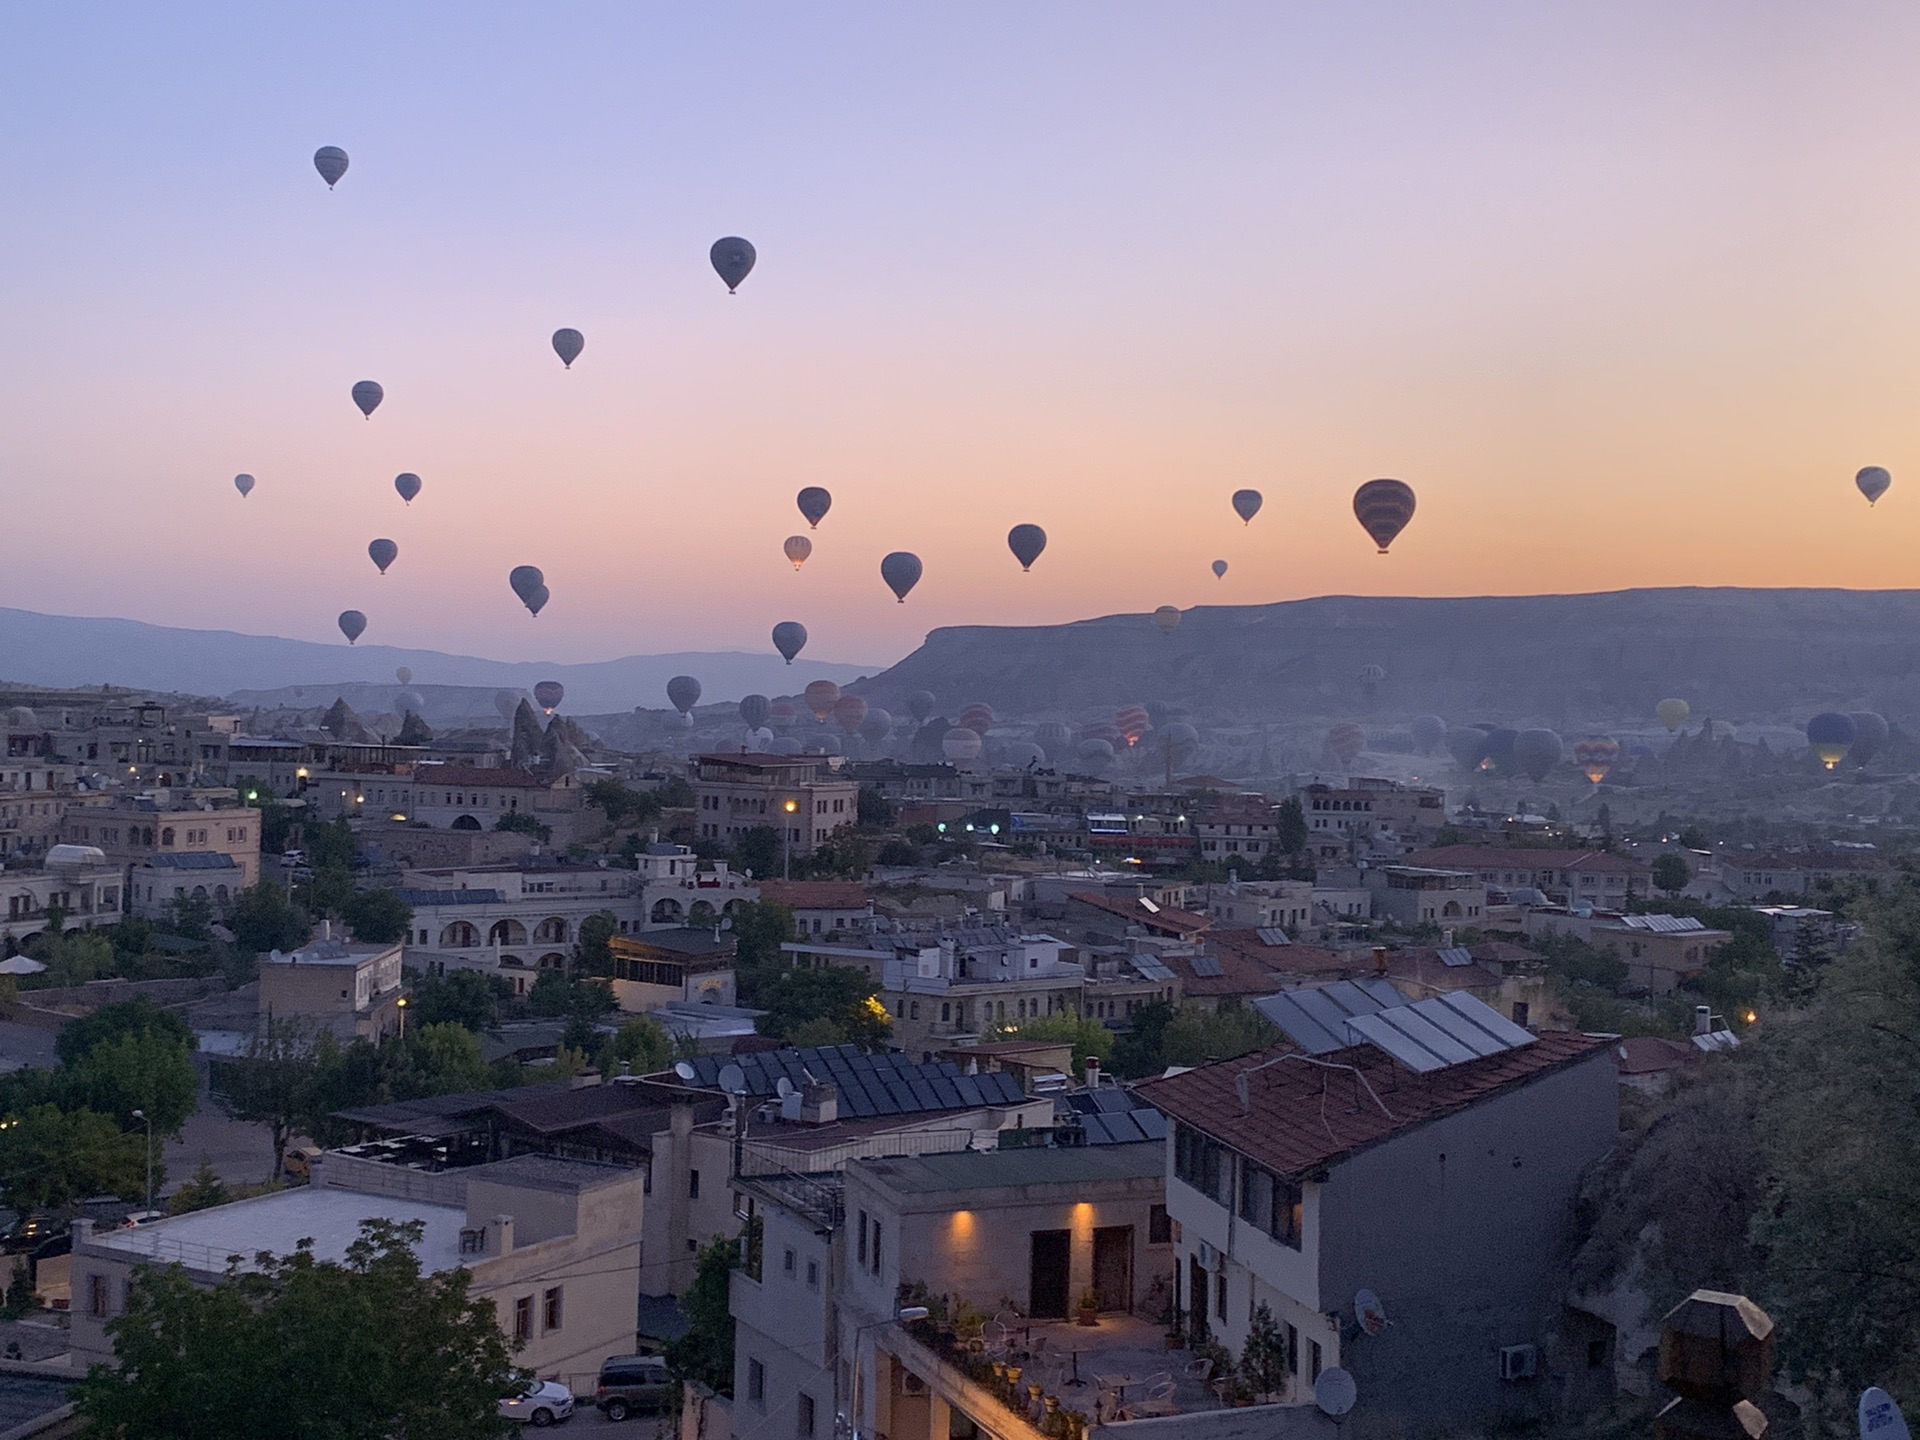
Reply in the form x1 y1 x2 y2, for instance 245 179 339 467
776 1077 798 1100
1862 1389 1912 1440
1355 1289 1388 1337
718 1063 748 1095
673 1061 697 1083
1314 1368 1357 1419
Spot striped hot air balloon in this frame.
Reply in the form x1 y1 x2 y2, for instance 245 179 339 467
1572 737 1621 785
1353 479 1416 552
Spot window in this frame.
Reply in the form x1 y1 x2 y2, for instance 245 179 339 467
870 1219 882 1276
1287 1324 1299 1376
1308 1340 1322 1383
1174 1124 1227 1205
1149 1204 1172 1245
1237 1160 1303 1248
514 1296 534 1343
689 1169 701 1199
747 1358 766 1406
543 1286 563 1332
1214 1270 1227 1321
806 1259 819 1289
856 1209 868 1267
798 1392 816 1437
784 1248 796 1276
89 1273 110 1319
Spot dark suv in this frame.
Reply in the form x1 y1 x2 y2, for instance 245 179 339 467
596 1355 671 1422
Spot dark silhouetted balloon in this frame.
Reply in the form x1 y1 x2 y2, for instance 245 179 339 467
1410 715 1446 755
711 237 756 292
1482 727 1520 774
1353 479 1416 552
534 681 565 715
394 472 421 504
1153 605 1181 635
908 691 935 722
833 694 868 735
1656 698 1690 732
859 707 893 747
1357 664 1385 684
234 473 255 499
1514 728 1564 783
1211 559 1227 579
1035 721 1071 760
796 488 832 529
784 536 812 570
314 146 349 188
1857 466 1892 506
552 328 584 369
804 681 841 722
1807 712 1857 769
1328 722 1365 766
1007 524 1047 571
667 675 702 716
958 703 995 737
772 622 807 664
494 690 520 720
395 667 412 684
510 565 545 606
1445 726 1489 770
1077 738 1116 768
881 552 922 603
526 584 550 617
1573 737 1620 784
338 610 366 645
1847 711 1889 766
739 694 771 730
394 689 425 716
351 381 383 419
368 539 397 575
1232 489 1263 525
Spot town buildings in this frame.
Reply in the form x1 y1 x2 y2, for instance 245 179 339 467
1399 846 1651 909
257 930 404 1043
60 788 262 891
0 844 123 950
691 753 861 859
1521 910 1731 994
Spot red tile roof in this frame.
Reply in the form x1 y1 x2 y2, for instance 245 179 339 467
411 764 553 790
754 880 871 910
1206 930 1349 983
1137 1029 1608 1178
1067 891 1211 936
1610 1036 1697 1077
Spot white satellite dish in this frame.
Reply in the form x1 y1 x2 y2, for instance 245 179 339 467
718 1063 748 1095
1354 1289 1388 1337
1862 1389 1912 1440
1314 1367 1357 1419
776 1077 798 1100
673 1061 697 1083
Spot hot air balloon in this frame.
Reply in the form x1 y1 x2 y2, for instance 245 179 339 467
1857 466 1892 506
746 727 775 753
368 539 398 575
739 694 772 730
667 675 703 717
1211 560 1227 579
1160 722 1199 768
233 473 255 498
881 552 922 603
958 703 996 737
395 667 413 685
351 381 383 419
796 488 832 528
769 700 799 727
1513 728 1564 783
1077 738 1116 769
509 566 545 612
1115 706 1150 747
942 727 984 762
552 328 584 369
1035 721 1071 760
1656 698 1690 732
1482 727 1520 774
1445 726 1490 771
534 681 565 715
493 690 520 721
772 622 808 664
1082 722 1123 747
783 536 812 571
1353 479 1416 552
1007 525 1047 571
711 237 756 292
803 680 841 722
1002 741 1046 769
908 691 936 722
1573 737 1620 784
1231 489 1262 525
1410 715 1446 755
1847 711 1889 766
338 610 367 645
1153 605 1181 635
1806 712 1857 770
833 694 868 735
394 472 422 505
1327 722 1365 766
858 708 893 748
394 689 425 717
526 584 550 617
313 146 348 188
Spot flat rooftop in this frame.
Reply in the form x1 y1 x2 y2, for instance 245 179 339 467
87 1187 464 1275
853 1142 1166 1196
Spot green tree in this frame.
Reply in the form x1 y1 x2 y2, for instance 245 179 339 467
404 969 503 1032
732 902 794 983
408 1023 492 1094
1650 851 1692 896
166 1162 232 1216
59 1030 199 1136
30 931 116 985
1240 1302 1290 1402
733 825 782 880
984 1011 1112 1069
1111 1000 1176 1079
857 786 895 828
305 818 357 871
1274 797 1308 856
754 965 889 1048
573 911 618 977
1160 1004 1278 1069
0 1104 147 1213
301 866 357 918
56 999 194 1068
161 893 215 943
597 1016 674 1078
229 881 311 954
666 1235 742 1398
494 810 551 841
342 888 413 944
221 1022 322 1181
78 1218 517 1440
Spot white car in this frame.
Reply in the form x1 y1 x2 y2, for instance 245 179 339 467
499 1378 574 1427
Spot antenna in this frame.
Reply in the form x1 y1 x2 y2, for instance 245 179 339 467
673 1061 697 1083
1354 1289 1388 1337
1314 1368 1357 1420
775 1077 798 1100
718 1063 748 1095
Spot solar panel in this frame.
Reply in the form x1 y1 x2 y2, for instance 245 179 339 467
1132 957 1175 981
905 1078 939 1110
1102 1111 1146 1144
1256 927 1291 947
1373 1006 1480 1066
1134 1109 1168 1141
1353 977 1407 1008
1345 1012 1448 1073
1437 947 1475 967
929 1076 964 1109
1090 1089 1131 1113
989 1072 1025 1104
1405 998 1504 1058
953 1074 985 1107
1189 954 1224 978
1078 1113 1115 1144
1253 993 1349 1054
1434 990 1537 1048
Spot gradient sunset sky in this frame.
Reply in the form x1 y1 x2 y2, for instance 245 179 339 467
4 3 1920 668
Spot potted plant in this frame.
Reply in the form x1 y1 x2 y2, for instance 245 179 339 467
1076 1288 1100 1327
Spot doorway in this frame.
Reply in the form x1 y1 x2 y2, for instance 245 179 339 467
1093 1226 1133 1312
1029 1230 1070 1319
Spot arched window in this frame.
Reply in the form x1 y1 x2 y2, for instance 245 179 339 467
440 921 479 948
651 898 684 923
160 828 175 847
451 815 482 832
534 917 569 944
488 919 527 946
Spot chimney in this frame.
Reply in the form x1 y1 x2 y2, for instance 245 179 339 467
1653 1290 1774 1440
1084 1055 1102 1090
320 918 332 942
1695 1005 1713 1036
801 1080 839 1125
485 1215 515 1258
1441 928 1454 948
1373 946 1388 976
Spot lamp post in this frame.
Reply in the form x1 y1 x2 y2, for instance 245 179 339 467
396 995 409 1040
848 1306 931 1440
130 1108 153 1220
782 798 798 879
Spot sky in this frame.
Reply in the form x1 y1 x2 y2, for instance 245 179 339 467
5 3 1920 669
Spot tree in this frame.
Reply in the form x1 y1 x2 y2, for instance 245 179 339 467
342 888 413 945
1111 1001 1176 1079
30 931 115 985
1159 1004 1278 1069
597 1016 673 1078
985 1012 1112 1069
876 839 920 867
78 1218 518 1440
733 825 781 880
222 1022 322 1181
666 1235 742 1398
407 1023 492 1094
1274 797 1308 856
161 893 215 942
166 1161 232 1216
732 901 794 979
1240 1302 1290 1402
856 786 895 828
754 965 890 1048
404 969 502 1032
494 810 551 841
229 881 310 954
1651 852 1691 897
573 911 618 977
59 1030 199 1136
56 999 194 1068
0 1104 147 1213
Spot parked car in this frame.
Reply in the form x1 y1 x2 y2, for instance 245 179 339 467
595 1355 671 1421
282 1146 322 1183
499 1378 574 1427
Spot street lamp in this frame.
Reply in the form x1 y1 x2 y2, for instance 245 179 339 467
782 798 798 879
848 1306 931 1440
130 1108 153 1220
396 995 409 1039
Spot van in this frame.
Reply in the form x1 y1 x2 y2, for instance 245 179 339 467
596 1354 671 1421
282 1146 322 1183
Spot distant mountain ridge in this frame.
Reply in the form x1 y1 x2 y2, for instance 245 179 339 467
854 587 1920 728
0 607 875 714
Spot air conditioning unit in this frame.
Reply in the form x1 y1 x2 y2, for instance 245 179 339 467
901 1373 928 1396
1499 1345 1538 1381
